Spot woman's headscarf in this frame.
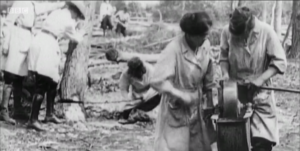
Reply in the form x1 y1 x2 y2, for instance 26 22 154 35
229 6 254 36
180 11 213 36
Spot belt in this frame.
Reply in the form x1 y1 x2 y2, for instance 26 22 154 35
14 23 32 31
41 29 58 39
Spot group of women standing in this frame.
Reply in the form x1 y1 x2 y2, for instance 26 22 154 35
106 6 287 151
0 1 86 131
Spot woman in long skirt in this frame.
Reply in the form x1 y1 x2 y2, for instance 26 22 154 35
27 1 86 131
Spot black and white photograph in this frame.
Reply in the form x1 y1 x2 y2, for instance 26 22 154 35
0 0 299 151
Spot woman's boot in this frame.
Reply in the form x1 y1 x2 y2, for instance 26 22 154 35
12 86 29 120
27 94 46 131
0 84 16 125
44 90 63 124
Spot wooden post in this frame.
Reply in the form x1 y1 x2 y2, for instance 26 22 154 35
59 1 95 122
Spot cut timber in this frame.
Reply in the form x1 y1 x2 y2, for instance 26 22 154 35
59 1 95 122
90 34 145 46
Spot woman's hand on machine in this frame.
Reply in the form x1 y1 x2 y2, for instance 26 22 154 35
242 78 265 99
250 78 265 87
244 78 265 87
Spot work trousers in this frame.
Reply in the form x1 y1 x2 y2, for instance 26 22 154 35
101 15 113 30
115 23 127 37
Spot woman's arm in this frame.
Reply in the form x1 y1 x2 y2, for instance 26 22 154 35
256 26 288 83
118 52 160 63
64 25 86 43
105 49 160 63
265 26 287 76
119 70 133 100
149 41 195 105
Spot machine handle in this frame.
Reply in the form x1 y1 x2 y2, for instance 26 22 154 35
259 86 300 94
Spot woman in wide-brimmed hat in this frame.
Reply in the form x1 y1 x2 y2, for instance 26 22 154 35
27 1 86 131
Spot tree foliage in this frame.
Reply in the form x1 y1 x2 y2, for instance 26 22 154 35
110 0 126 12
147 1 293 26
127 2 143 13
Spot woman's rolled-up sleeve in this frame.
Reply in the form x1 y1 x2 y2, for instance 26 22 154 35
219 27 230 63
149 42 177 90
266 27 287 74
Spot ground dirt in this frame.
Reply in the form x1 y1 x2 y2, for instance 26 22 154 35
1 59 299 151
0 24 299 151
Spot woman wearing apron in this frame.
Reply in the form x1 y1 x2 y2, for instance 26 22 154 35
149 11 217 151
220 7 287 151
27 1 86 131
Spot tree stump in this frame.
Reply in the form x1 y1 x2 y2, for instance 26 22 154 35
58 1 95 122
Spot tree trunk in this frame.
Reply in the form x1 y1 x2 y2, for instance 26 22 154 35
262 1 267 22
237 0 243 7
230 0 235 11
282 13 293 47
59 1 95 122
182 1 186 11
271 2 276 26
156 9 163 22
95 1 100 15
289 0 300 58
274 0 283 37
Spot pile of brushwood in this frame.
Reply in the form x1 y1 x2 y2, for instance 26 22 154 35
113 23 222 54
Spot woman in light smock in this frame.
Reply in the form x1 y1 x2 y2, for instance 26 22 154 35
220 7 287 151
27 1 86 131
149 12 217 151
